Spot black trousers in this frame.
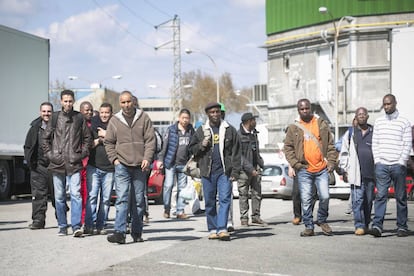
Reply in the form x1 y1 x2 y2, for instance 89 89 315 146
30 164 54 224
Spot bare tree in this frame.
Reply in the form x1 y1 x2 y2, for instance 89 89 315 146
181 70 249 121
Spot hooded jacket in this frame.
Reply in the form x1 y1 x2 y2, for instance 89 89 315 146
104 109 156 166
283 116 337 172
24 117 48 170
42 110 92 175
189 119 241 179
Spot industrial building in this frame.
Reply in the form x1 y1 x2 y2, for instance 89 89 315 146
264 0 414 145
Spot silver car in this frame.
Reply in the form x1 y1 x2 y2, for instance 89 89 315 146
233 163 293 200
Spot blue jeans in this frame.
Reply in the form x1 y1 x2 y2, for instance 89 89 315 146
53 172 82 231
113 163 146 235
85 165 114 230
351 179 375 229
202 172 232 233
163 165 187 214
298 168 330 229
372 164 408 231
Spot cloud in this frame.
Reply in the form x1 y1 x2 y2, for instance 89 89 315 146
0 0 37 14
229 0 265 9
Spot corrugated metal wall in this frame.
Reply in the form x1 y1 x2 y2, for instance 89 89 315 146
266 0 414 35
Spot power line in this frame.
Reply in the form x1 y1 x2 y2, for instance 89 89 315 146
91 0 154 49
117 0 154 27
142 0 260 65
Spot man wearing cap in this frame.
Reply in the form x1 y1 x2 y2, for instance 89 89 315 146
189 102 241 241
237 112 266 226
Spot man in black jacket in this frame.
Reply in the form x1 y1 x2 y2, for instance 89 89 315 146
189 102 241 241
42 90 92 237
237 112 265 226
24 102 54 229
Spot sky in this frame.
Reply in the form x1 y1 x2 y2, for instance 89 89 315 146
0 0 266 99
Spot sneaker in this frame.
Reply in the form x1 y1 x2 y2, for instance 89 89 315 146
107 231 126 244
218 232 230 241
251 218 268 226
300 228 315 237
83 227 94 235
369 226 382 237
163 210 170 219
131 233 144 242
227 225 235 233
73 228 83 238
317 222 333 236
355 228 365 236
176 213 189 219
97 229 107 235
208 233 219 240
292 217 301 225
397 229 409 237
57 228 68 236
240 220 249 227
29 221 45 230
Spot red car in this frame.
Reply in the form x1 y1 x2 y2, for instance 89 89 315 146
111 161 164 205
374 176 414 200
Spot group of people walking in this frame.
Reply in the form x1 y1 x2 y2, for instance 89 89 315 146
284 94 412 237
24 90 411 244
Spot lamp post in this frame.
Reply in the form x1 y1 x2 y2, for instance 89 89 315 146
185 48 220 102
319 7 355 141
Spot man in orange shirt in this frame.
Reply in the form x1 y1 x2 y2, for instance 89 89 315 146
283 99 337 237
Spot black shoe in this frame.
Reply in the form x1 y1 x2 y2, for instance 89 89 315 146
83 227 94 235
369 227 382 237
131 233 144 243
397 229 409 237
107 231 126 244
29 221 45 230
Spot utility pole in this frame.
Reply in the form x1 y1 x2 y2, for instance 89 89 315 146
155 15 182 120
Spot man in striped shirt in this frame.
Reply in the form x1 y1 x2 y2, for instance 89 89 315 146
370 94 412 237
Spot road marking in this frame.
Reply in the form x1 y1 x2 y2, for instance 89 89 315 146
159 261 289 276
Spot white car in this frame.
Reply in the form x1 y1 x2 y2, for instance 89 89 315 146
233 162 293 200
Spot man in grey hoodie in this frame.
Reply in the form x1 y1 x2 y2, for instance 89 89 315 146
105 91 156 244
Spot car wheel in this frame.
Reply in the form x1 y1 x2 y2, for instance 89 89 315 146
0 160 11 200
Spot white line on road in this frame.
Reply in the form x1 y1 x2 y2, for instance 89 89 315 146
159 261 289 276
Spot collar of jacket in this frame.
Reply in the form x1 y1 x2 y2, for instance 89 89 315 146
114 108 143 126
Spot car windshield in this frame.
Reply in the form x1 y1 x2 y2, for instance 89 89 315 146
262 165 282 176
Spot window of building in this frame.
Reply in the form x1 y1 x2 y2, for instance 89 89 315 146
253 84 268 102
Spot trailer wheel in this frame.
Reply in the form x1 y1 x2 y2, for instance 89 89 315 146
0 161 11 200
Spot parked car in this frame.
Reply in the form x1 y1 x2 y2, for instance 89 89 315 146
110 167 164 205
374 175 414 201
233 163 293 200
329 171 350 200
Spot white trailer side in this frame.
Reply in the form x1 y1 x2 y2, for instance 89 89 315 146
0 25 49 199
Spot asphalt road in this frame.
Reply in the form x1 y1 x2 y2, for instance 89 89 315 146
1 196 413 276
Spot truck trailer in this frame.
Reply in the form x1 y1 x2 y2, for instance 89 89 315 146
0 25 49 199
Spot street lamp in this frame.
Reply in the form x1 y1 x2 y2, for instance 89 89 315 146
185 48 220 102
319 6 355 141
